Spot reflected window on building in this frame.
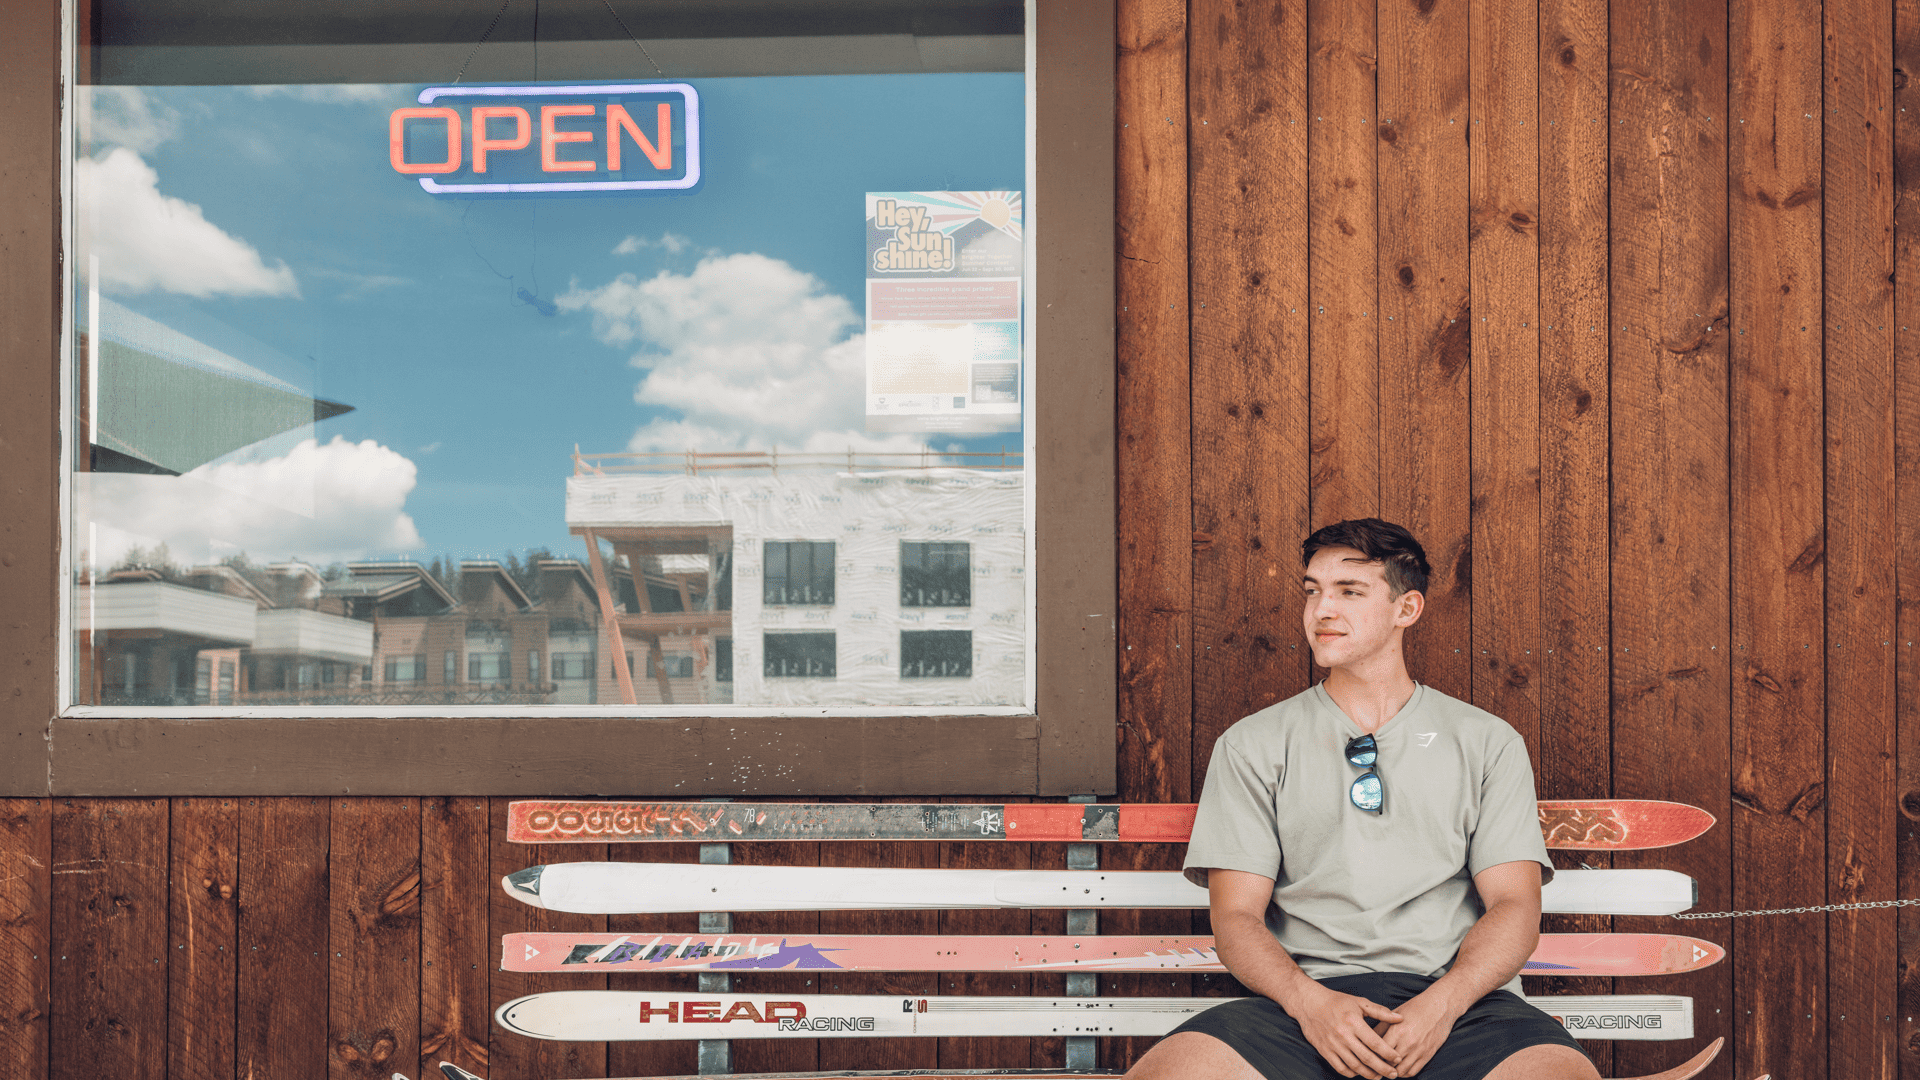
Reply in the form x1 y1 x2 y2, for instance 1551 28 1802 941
469 651 509 683
765 542 836 606
901 630 971 678
901 542 971 607
765 632 835 678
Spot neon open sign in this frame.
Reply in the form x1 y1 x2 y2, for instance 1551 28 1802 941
389 82 700 195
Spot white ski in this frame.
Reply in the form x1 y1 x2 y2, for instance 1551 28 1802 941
502 863 1695 917
494 991 1694 1042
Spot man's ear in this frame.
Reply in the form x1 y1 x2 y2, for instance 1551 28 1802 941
1396 589 1424 628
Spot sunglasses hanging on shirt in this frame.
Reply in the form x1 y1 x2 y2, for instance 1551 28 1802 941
1345 733 1384 813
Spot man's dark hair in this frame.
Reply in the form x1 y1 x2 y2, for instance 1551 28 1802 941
1301 518 1431 597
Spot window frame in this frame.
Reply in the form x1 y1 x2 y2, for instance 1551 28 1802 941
0 0 1115 797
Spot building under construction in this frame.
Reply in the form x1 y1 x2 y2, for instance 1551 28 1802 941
567 448 1027 708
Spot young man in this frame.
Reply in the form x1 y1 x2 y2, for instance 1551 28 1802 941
1124 519 1596 1080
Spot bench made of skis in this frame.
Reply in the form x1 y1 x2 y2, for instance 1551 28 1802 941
475 800 1755 1080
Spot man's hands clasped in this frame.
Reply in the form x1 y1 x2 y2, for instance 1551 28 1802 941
1290 984 1405 1079
1290 983 1463 1079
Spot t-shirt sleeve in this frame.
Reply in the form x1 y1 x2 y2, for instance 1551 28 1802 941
1467 733 1555 887
1181 738 1283 888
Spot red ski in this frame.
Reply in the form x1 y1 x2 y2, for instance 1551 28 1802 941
508 799 1715 850
499 931 1725 978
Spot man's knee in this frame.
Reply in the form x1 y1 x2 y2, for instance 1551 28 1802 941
1483 1043 1602 1080
1124 1031 1265 1080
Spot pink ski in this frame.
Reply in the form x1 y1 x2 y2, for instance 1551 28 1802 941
499 931 1724 978
507 799 1714 850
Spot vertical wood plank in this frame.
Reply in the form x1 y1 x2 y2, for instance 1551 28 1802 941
729 824 821 1077
50 798 168 1080
1607 0 1735 1072
1824 0 1901 1072
1112 0 1195 1024
237 797 330 1080
1729 0 1828 1074
1375 0 1470 700
169 798 238 1080
936 795 1033 1071
1115 0 1192 823
0 799 50 1080
1307 0 1381 529
604 832 700 1080
1468 0 1542 748
421 797 491 1079
1187 0 1314 786
1896 0 1920 1069
816 800 938 1072
1534 0 1613 1066
1111 0 1193 1064
330 798 421 1080
490 797 606 1080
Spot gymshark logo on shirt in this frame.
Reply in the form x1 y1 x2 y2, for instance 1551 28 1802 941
1416 732 1438 747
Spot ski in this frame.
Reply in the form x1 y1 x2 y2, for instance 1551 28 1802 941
437 1036 1760 1080
491 991 1695 1042
509 799 1715 851
502 864 1697 918
500 931 1725 978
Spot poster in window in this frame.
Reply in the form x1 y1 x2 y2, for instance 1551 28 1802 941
864 191 1023 433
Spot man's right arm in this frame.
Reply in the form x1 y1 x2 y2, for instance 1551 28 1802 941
1209 868 1406 1080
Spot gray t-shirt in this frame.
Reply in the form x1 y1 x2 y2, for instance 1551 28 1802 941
1182 682 1552 996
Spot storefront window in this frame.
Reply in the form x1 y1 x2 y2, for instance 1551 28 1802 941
67 0 1031 715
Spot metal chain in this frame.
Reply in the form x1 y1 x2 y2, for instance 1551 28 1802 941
1670 897 1920 920
454 0 515 84
599 0 665 77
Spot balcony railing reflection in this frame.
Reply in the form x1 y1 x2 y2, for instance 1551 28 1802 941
99 684 564 708
572 447 1024 476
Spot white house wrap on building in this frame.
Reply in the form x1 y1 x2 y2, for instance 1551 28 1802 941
565 465 1025 708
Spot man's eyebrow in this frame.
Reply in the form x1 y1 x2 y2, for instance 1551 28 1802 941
1301 575 1372 587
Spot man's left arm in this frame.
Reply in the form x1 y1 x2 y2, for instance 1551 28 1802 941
1371 859 1543 1076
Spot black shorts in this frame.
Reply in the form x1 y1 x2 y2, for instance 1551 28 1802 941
1166 972 1584 1080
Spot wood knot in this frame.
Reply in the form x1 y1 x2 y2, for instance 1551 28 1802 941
1899 790 1920 821
1744 665 1783 694
379 870 422 919
1786 782 1826 822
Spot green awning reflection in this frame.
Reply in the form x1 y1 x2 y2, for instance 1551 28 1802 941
88 297 353 475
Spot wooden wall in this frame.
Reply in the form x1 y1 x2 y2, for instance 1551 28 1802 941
0 0 1915 1078
1113 1 1910 1080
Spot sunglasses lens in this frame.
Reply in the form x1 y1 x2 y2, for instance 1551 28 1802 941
1350 772 1383 812
1345 736 1377 767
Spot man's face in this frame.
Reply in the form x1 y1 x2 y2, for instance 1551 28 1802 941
1301 546 1417 670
